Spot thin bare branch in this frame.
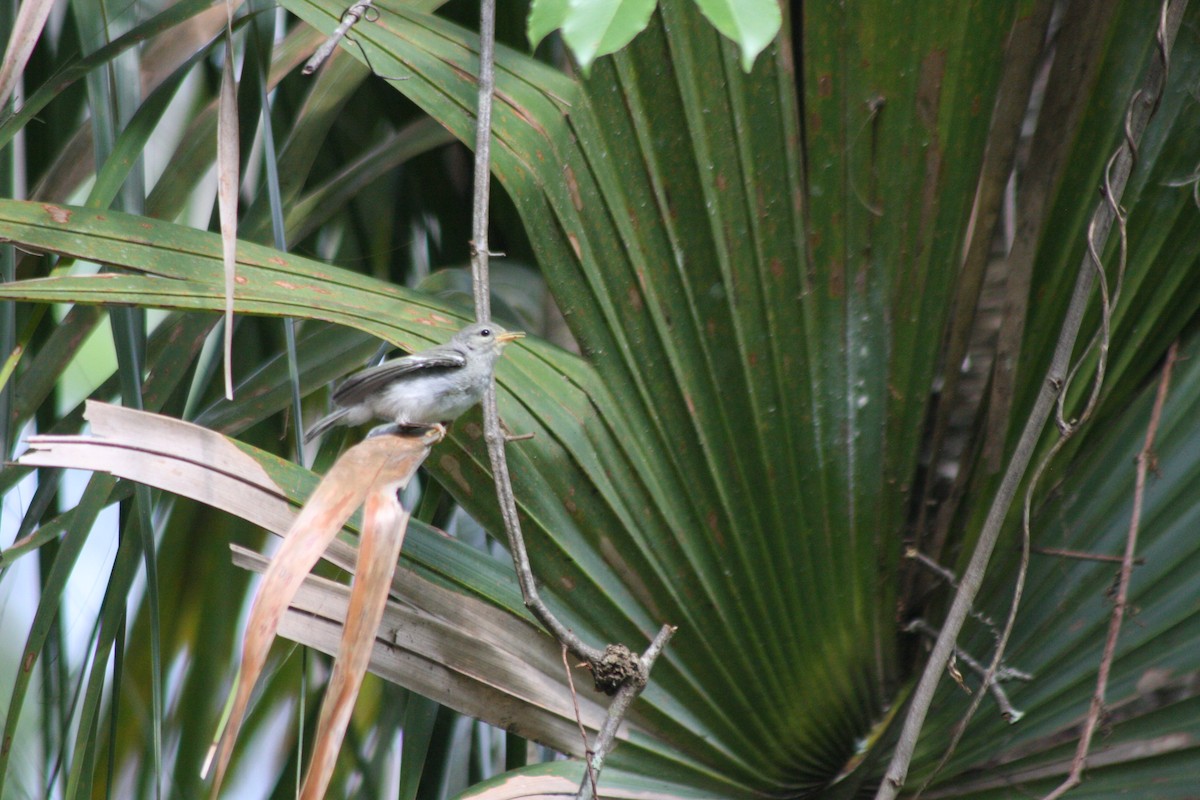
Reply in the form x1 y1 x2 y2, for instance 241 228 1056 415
876 4 1185 797
1040 340 1179 800
463 1 672 791
469 0 497 324
562 645 598 798
1031 546 1144 565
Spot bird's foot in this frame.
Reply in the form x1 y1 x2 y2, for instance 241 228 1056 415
367 422 445 439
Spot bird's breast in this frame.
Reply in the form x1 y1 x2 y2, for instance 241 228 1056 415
372 372 484 424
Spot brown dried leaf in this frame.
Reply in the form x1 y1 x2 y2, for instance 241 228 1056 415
209 428 439 794
301 449 418 798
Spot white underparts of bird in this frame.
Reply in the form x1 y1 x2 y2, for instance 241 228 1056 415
304 322 524 443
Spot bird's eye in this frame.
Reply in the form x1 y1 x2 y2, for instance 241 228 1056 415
480 328 492 337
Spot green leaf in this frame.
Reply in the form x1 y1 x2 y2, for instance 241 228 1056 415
561 0 657 71
690 0 781 71
527 0 569 50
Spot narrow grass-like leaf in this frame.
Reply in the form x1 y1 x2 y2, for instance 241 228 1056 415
0 473 117 788
0 0 56 109
218 9 240 400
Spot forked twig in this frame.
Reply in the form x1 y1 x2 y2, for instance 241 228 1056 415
577 625 676 800
905 620 1028 722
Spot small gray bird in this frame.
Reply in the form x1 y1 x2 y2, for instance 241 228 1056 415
304 322 524 443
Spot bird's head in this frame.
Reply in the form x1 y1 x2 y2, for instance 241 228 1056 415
454 321 525 355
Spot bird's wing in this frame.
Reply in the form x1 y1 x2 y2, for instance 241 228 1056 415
331 347 466 406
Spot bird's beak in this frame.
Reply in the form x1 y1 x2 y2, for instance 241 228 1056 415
496 331 525 344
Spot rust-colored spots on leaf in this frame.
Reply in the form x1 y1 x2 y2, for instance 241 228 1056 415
817 73 833 98
410 312 454 328
683 391 696 417
564 487 578 515
827 261 844 299
42 204 71 224
235 275 248 285
501 89 550 140
770 257 785 279
707 510 725 548
564 164 583 211
917 49 947 129
748 352 758 367
463 421 483 440
271 280 332 295
627 286 643 313
559 575 576 590
916 50 946 258
23 651 36 672
567 233 581 260
140 222 152 230
599 535 662 619
438 454 471 494
269 256 287 266
715 173 728 192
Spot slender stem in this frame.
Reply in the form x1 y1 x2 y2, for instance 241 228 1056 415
470 0 496 323
1040 341 1178 800
480 384 604 663
465 0 606 664
562 645 598 798
1030 546 1142 565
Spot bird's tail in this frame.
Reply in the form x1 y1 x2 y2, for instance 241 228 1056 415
303 407 351 443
